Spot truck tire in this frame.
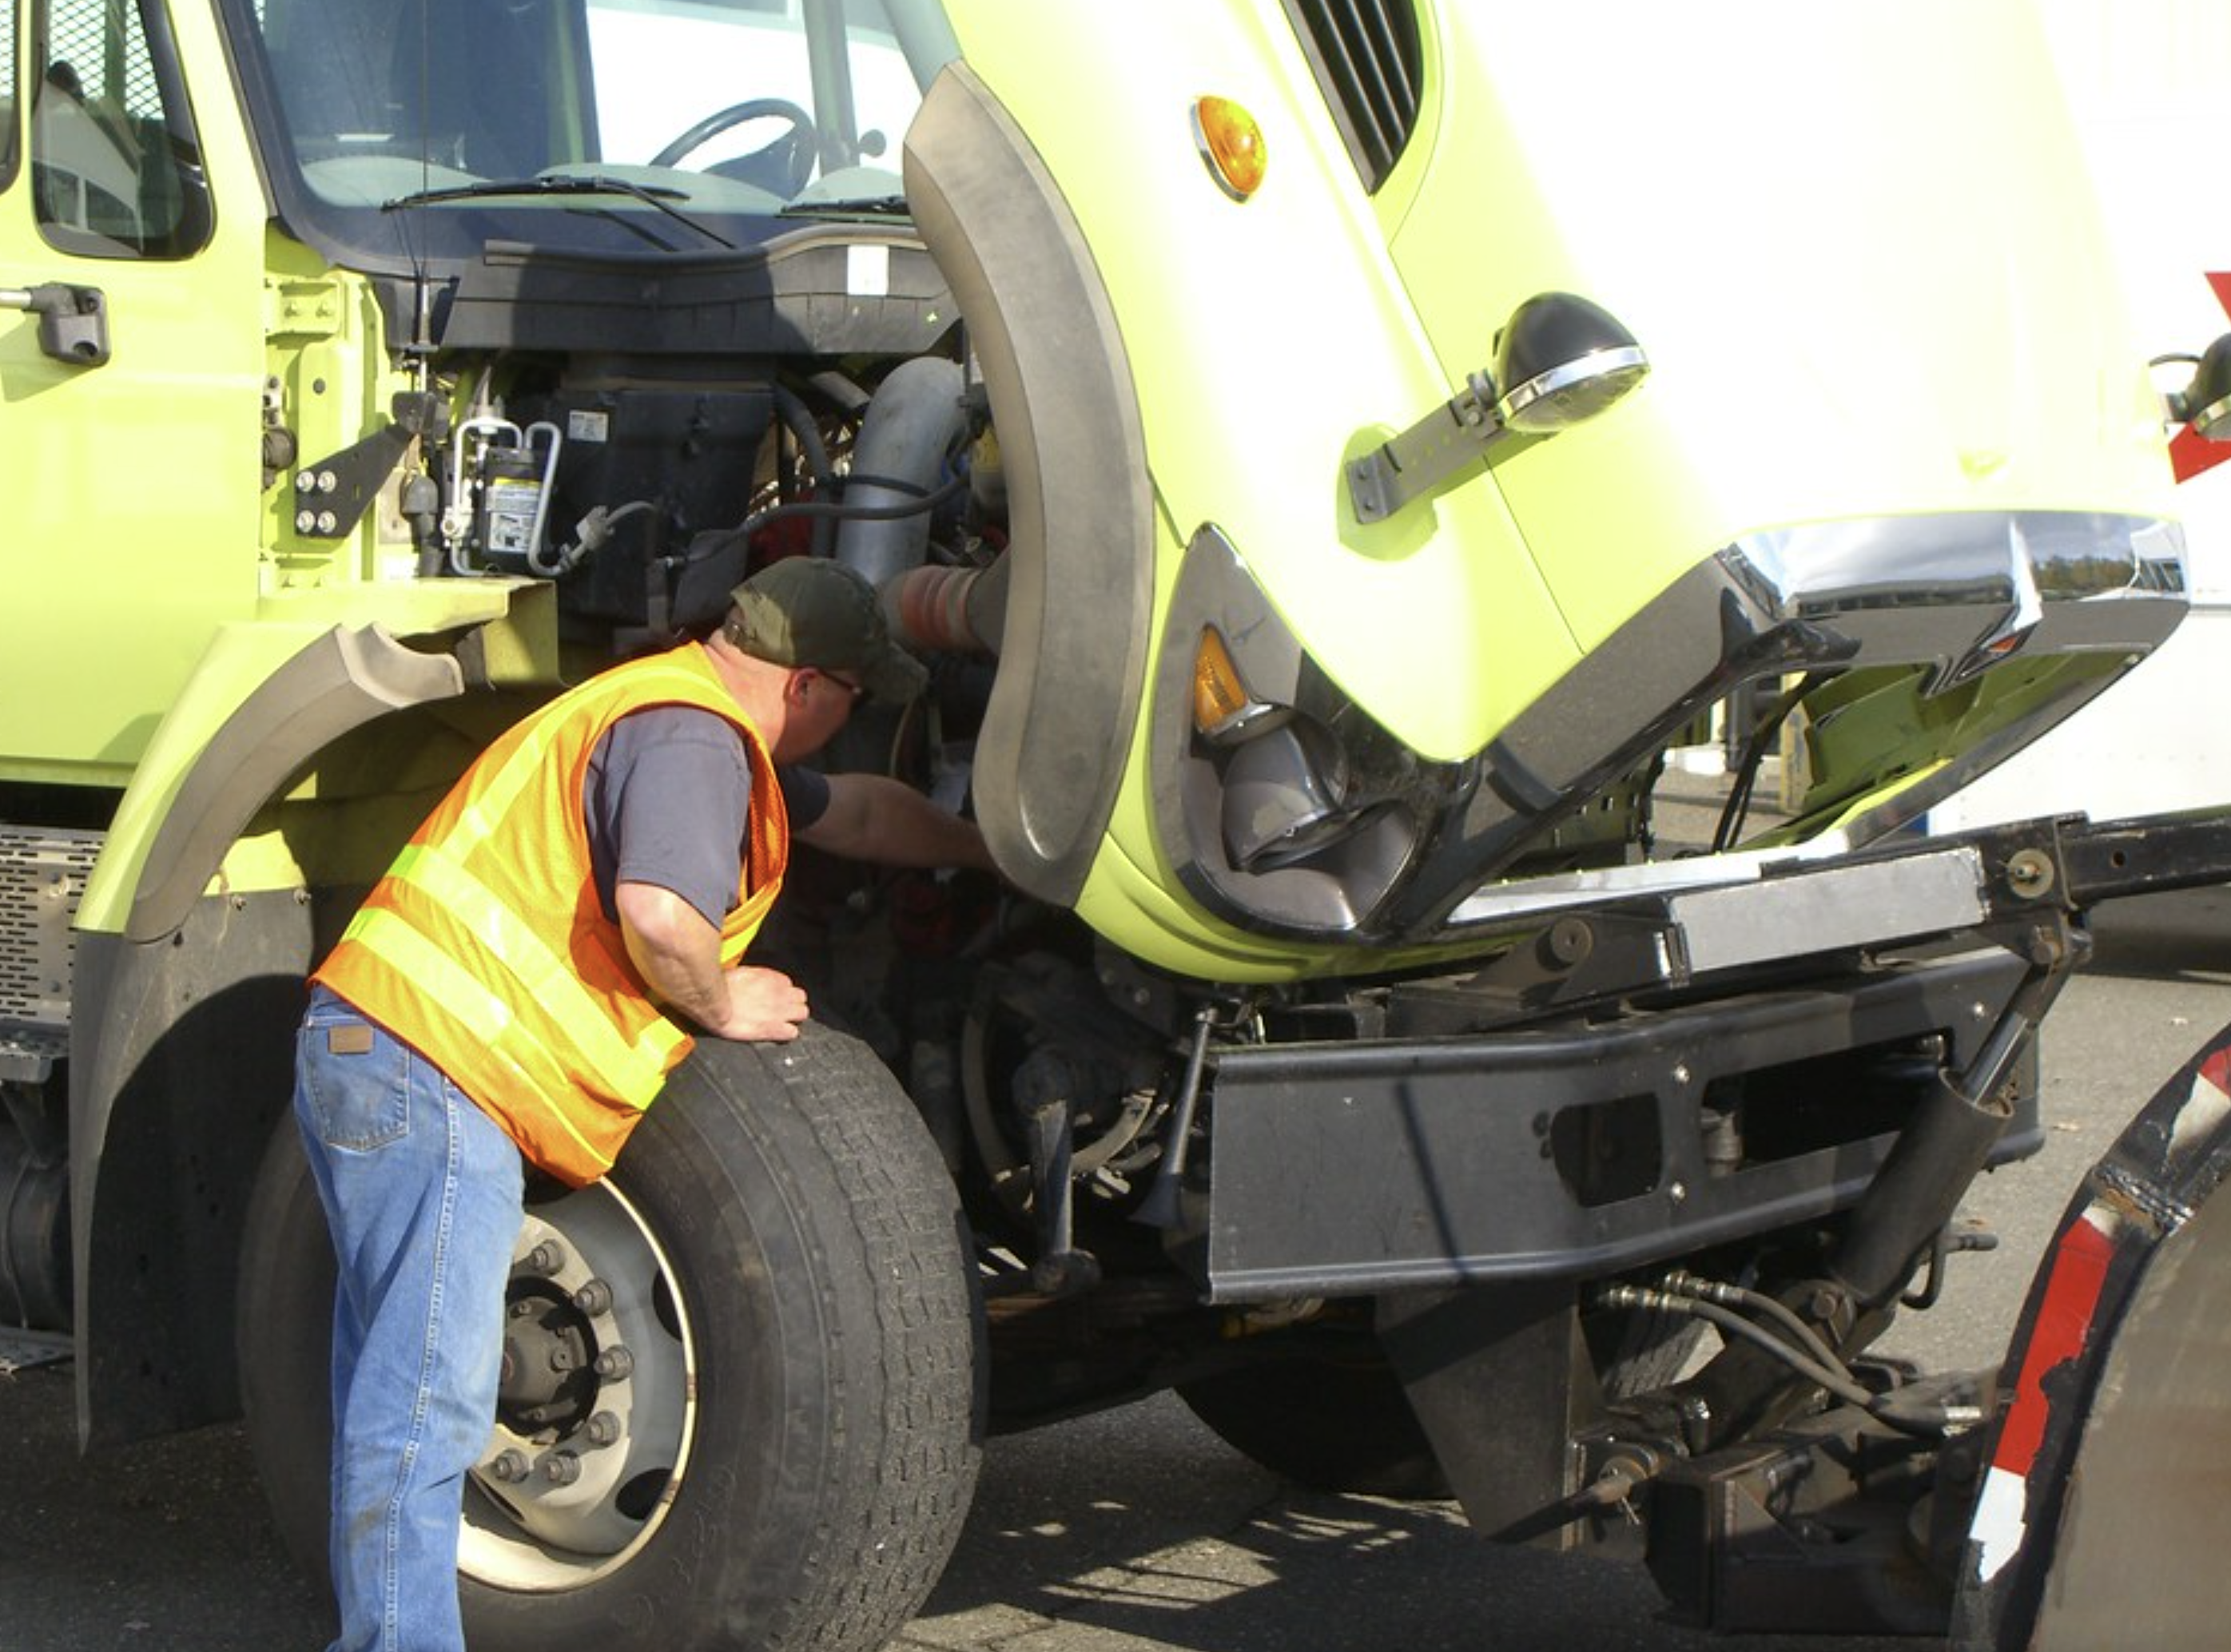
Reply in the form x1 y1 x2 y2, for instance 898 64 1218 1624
237 1020 983 1652
1175 1305 1703 1499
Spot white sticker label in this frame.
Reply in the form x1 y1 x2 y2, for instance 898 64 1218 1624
1971 1465 2030 1583
847 244 890 299
567 409 611 443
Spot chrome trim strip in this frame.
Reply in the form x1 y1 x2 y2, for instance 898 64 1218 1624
1669 847 1988 974
1497 344 1649 427
1448 830 1858 926
1727 512 2184 669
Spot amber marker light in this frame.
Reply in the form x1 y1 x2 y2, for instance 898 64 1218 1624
1192 95 1267 201
1192 625 1255 735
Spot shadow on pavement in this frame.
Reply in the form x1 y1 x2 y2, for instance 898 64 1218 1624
0 1363 331 1650
912 1396 1905 1652
4 1362 1910 1652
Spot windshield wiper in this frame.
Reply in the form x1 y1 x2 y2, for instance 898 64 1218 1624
383 174 736 250
780 194 911 219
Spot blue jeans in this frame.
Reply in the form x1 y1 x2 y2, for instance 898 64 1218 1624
294 985 523 1652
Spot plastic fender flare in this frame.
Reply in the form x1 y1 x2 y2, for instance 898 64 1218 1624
903 62 1154 907
121 625 464 943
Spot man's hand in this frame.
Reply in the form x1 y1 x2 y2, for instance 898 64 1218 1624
720 964 809 1042
617 880 809 1042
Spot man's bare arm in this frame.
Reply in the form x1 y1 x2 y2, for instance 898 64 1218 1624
615 879 808 1042
796 772 997 872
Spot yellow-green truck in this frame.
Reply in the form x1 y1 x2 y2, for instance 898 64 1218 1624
6 1 2231 1647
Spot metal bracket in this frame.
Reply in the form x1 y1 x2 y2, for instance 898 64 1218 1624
289 391 450 540
1346 370 1513 523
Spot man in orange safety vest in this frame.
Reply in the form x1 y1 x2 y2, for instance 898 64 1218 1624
295 555 991 1652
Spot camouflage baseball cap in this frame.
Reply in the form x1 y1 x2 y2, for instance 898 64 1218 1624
727 557 927 705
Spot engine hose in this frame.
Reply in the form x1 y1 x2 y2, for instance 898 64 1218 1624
886 558 1009 656
770 385 839 558
836 355 969 588
704 474 969 564
1600 1285 1959 1440
535 498 658 578
1599 1285 1875 1408
1656 1269 1855 1383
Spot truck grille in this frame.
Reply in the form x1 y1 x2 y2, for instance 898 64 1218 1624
0 828 102 1082
1282 0 1425 193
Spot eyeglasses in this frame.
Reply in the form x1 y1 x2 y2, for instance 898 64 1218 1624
810 668 867 705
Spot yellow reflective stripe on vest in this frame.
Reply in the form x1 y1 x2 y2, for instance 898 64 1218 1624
336 908 615 1171
380 843 689 1098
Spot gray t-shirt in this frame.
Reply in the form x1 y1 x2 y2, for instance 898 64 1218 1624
583 705 829 926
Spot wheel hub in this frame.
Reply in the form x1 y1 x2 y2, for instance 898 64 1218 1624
461 1184 695 1583
499 1289 596 1432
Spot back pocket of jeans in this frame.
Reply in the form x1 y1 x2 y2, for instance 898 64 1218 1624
298 1020 412 1152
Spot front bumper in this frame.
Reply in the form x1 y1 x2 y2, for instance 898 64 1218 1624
1196 944 2037 1302
1180 808 2231 1304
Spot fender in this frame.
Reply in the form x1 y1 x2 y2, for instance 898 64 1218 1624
1953 1018 2231 1649
903 62 1154 907
68 608 530 1445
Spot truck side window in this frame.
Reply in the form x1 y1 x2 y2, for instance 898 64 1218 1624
31 0 211 257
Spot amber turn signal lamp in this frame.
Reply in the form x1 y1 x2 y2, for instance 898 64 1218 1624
1192 96 1267 201
1192 626 1254 735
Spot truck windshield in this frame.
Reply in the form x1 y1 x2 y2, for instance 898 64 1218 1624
225 0 953 268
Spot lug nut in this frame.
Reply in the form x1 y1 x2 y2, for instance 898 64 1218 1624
592 1345 634 1381
541 1451 583 1486
522 1240 568 1276
584 1411 622 1448
487 1449 531 1484
572 1278 614 1316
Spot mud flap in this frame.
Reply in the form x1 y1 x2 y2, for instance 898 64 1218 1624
1952 1020 2231 1650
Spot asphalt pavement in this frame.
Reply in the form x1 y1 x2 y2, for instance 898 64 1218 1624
4 888 2226 1652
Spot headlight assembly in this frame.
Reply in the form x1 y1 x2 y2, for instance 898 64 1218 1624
1153 527 1454 939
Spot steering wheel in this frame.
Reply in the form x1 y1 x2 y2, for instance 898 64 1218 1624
650 97 818 193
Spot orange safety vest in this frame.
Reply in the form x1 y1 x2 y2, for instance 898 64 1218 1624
314 642 789 1185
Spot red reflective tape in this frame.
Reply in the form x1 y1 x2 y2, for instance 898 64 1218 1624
2200 1042 2231 1104
2169 425 2231 484
1992 1210 2115 1477
2168 275 2231 483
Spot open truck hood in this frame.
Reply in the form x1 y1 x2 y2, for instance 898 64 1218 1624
925 0 2185 979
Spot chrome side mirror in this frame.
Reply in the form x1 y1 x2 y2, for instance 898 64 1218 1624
2167 332 2231 441
1347 291 1647 523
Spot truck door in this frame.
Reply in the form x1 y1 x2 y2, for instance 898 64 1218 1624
0 0 265 787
